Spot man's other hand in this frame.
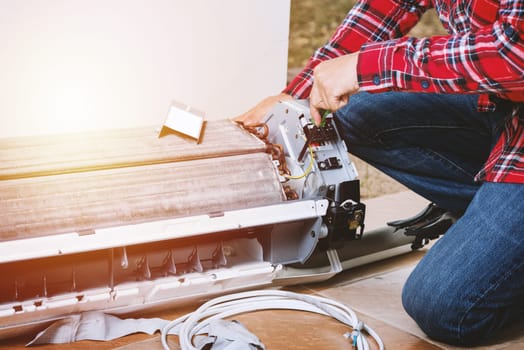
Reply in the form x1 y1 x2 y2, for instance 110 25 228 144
234 93 294 126
309 52 360 125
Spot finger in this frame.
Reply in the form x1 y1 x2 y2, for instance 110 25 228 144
331 94 349 112
233 102 269 125
309 84 328 109
308 87 325 126
233 110 255 125
339 94 349 107
241 115 262 127
310 104 323 126
309 93 324 126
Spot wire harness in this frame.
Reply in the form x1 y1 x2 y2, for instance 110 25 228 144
160 289 384 350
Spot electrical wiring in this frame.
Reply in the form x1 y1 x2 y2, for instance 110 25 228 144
160 289 384 350
238 120 315 183
283 144 315 180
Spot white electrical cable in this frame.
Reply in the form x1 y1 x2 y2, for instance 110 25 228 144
160 289 384 350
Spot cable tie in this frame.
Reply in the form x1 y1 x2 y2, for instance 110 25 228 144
350 322 364 349
351 330 359 348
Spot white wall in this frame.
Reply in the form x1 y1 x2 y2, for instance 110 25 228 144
0 0 290 137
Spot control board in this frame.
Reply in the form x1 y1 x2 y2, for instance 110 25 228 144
262 100 365 246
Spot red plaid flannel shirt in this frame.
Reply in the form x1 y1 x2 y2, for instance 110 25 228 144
284 0 524 183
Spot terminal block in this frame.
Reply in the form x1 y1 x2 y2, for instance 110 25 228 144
303 118 338 143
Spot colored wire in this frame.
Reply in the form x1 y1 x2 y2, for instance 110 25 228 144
283 144 315 180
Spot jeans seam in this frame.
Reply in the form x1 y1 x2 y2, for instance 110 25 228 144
371 125 483 180
423 148 478 179
457 258 524 341
374 125 490 141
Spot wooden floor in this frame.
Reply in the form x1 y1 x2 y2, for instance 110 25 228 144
3 250 522 350
1 192 523 349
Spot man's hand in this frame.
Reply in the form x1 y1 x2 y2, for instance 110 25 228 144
234 93 294 126
309 52 360 125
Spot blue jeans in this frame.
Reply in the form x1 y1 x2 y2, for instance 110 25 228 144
335 92 524 345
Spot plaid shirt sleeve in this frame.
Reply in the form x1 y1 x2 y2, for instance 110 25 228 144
358 0 524 103
283 0 433 99
284 0 524 183
284 0 524 104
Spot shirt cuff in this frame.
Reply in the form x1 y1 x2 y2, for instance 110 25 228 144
357 40 396 93
357 38 449 94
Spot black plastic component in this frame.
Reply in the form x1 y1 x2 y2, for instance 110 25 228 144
320 180 366 250
387 202 446 229
303 118 338 143
317 157 342 170
406 216 454 250
298 117 338 160
388 203 459 249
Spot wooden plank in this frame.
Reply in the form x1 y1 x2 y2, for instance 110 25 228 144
0 153 284 242
0 120 265 180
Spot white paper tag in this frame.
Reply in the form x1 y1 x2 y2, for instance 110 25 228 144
159 101 205 142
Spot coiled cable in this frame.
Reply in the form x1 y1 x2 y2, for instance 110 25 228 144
160 289 384 350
